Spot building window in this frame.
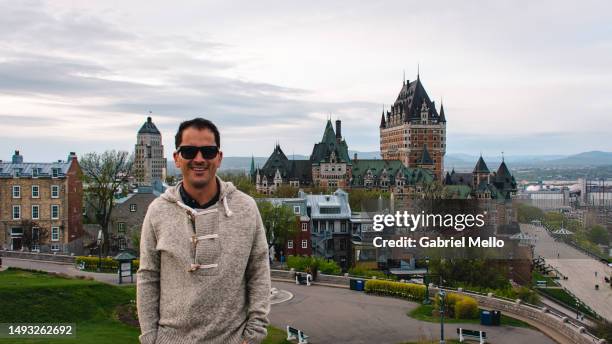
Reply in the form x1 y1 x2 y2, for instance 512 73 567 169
118 222 126 233
301 240 308 249
12 185 20 198
51 227 60 241
32 185 40 198
129 204 137 212
51 244 60 251
287 240 293 249
13 205 21 220
52 168 59 178
51 185 60 198
293 205 300 214
32 205 40 220
31 244 40 252
341 222 347 233
301 222 308 231
51 205 60 219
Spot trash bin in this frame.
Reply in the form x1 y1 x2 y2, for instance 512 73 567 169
491 311 501 326
349 279 357 290
480 310 492 326
355 279 365 291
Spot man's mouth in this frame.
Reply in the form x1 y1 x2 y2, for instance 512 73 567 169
190 165 208 172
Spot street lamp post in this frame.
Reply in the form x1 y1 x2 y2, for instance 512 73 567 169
575 299 580 320
439 290 446 344
97 230 103 272
423 256 431 304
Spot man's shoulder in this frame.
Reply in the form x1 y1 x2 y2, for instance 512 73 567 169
146 196 175 216
229 189 258 209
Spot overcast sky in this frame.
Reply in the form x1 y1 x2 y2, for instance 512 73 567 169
1 0 611 162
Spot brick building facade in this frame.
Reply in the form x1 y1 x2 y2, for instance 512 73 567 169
0 151 83 253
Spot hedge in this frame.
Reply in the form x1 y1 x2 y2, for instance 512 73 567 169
364 280 426 301
286 255 341 275
75 256 139 273
434 292 479 319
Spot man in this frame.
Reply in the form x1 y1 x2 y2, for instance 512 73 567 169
137 118 271 344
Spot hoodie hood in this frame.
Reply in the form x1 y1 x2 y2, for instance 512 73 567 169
160 176 237 217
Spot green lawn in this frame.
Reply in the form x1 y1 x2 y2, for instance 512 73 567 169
407 304 532 328
537 288 597 318
0 268 289 344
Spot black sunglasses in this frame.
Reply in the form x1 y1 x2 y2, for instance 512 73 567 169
177 145 219 160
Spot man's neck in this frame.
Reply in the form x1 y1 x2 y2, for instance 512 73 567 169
182 178 219 206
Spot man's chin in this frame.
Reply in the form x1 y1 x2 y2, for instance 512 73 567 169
185 176 212 189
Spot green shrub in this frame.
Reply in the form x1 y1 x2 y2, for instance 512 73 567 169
433 292 478 319
75 256 139 273
454 298 479 319
364 280 425 301
286 255 341 276
516 286 540 304
348 266 396 280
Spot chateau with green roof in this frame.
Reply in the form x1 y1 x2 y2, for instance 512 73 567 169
253 119 433 195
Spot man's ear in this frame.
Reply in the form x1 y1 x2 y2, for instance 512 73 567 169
216 150 223 168
173 151 181 168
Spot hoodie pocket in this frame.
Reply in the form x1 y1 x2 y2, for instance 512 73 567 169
192 209 222 276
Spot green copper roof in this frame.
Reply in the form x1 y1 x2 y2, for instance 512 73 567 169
473 156 490 173
419 145 434 165
138 116 161 135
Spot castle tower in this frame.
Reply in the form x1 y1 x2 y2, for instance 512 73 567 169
134 116 166 186
379 74 446 180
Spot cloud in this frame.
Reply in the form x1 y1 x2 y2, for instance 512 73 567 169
1 0 611 161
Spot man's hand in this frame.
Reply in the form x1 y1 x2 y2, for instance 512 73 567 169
242 341 248 344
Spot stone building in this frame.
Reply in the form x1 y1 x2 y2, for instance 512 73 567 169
134 116 166 186
0 150 83 253
109 186 161 252
379 75 447 180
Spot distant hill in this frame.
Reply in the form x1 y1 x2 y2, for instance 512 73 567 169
545 151 612 167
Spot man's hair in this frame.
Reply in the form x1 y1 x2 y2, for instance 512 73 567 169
175 118 220 148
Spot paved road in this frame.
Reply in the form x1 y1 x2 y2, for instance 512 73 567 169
269 281 555 344
1 257 128 285
522 224 612 321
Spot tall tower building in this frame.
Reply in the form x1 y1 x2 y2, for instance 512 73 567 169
379 75 446 180
134 116 165 186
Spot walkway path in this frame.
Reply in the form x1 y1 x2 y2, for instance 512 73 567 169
522 224 612 321
270 281 555 344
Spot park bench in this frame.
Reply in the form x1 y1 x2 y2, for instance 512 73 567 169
457 328 487 343
286 326 309 344
536 280 547 288
295 272 312 286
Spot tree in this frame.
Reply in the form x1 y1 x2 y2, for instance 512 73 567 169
274 185 298 198
80 150 133 255
218 172 258 196
588 225 610 245
421 180 445 199
19 219 49 251
517 203 544 223
257 201 298 248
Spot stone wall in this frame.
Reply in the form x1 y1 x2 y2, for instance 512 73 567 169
0 250 76 264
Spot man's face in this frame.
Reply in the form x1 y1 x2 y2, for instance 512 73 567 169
173 127 223 189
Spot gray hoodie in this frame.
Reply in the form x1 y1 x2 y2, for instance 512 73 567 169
137 177 271 344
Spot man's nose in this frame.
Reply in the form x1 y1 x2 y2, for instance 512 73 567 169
192 150 206 162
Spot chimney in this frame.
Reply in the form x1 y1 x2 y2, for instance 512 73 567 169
354 153 358 162
335 120 341 139
12 150 23 164
67 152 77 161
